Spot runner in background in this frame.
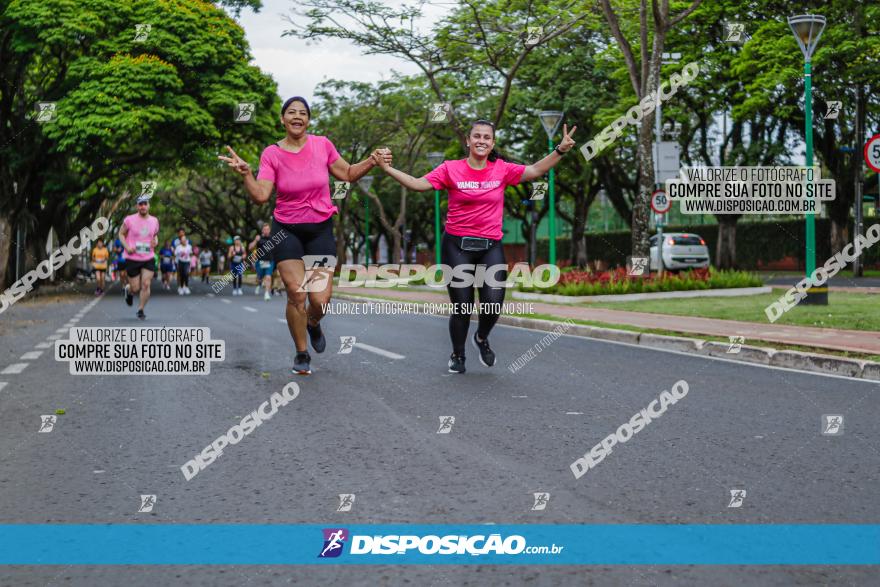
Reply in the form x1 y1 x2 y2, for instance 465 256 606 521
113 236 127 289
228 236 246 295
159 240 175 290
250 223 275 301
199 245 213 283
91 237 109 295
174 235 193 295
190 243 199 278
119 195 160 319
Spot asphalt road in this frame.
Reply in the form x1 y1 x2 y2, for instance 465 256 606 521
1 279 878 586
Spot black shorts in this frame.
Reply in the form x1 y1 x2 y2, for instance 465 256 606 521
271 217 336 263
126 258 156 277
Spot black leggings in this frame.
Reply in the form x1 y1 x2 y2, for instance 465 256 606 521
441 233 507 356
178 264 190 288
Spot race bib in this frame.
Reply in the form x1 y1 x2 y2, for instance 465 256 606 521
162 256 172 264
258 260 272 269
135 242 150 254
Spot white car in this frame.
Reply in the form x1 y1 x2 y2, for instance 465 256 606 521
649 232 710 271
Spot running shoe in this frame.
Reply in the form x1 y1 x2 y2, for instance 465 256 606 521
472 333 496 367
255 286 260 295
291 351 312 375
136 309 145 320
178 288 183 295
125 285 133 306
263 291 271 301
184 287 191 295
448 353 466 374
307 322 326 353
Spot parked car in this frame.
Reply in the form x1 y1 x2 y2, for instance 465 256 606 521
649 232 710 271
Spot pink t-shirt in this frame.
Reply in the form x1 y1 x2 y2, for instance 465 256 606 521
424 158 526 240
257 135 341 224
122 213 159 261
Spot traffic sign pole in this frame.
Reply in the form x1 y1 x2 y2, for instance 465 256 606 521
651 189 671 274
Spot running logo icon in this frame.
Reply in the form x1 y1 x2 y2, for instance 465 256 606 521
338 336 356 354
727 336 745 354
297 255 337 292
723 22 746 43
140 181 157 199
823 101 842 120
822 414 844 435
627 256 648 277
437 416 455 434
336 494 355 512
235 103 255 123
38 415 56 433
531 492 550 511
332 181 350 200
524 26 542 47
138 494 156 513
35 102 57 123
530 182 547 201
134 24 151 42
430 103 452 123
318 528 348 558
727 489 746 508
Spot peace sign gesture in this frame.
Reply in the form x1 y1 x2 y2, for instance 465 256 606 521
218 145 251 176
556 124 577 153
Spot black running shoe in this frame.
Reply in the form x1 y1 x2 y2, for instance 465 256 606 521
292 351 312 375
125 286 133 307
307 322 326 353
448 353 466 374
472 333 496 367
136 309 145 320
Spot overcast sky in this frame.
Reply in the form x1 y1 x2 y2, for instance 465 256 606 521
233 0 448 102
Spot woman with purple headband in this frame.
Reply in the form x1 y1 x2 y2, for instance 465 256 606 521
220 96 390 375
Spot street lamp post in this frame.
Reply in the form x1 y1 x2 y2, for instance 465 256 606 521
538 111 564 266
427 152 445 266
788 14 827 305
357 175 375 265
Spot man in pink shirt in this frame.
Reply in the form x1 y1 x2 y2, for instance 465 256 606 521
373 119 576 373
119 195 160 320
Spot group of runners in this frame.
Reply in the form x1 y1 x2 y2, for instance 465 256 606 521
94 94 576 373
217 95 576 375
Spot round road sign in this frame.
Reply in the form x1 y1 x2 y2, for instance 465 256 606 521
650 189 671 214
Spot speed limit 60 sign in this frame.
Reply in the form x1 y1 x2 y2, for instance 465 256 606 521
865 134 880 173
650 189 671 214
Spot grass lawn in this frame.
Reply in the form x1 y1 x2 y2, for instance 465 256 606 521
584 290 880 331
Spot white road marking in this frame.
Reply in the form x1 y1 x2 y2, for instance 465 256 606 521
512 395 528 398
35 342 52 349
20 351 42 360
207 293 215 298
277 319 286 324
221 299 231 304
0 382 6 391
55 328 67 334
566 411 584 415
353 342 405 360
47 334 62 341
1 364 28 374
243 306 258 313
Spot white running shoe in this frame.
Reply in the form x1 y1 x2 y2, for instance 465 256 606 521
264 291 271 301
255 286 260 295
178 288 183 295
184 287 191 295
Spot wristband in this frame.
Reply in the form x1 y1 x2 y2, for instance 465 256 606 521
554 145 567 156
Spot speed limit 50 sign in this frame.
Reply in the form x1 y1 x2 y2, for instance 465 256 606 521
865 134 880 173
650 189 672 214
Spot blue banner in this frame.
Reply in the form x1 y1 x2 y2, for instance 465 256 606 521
1 525 878 565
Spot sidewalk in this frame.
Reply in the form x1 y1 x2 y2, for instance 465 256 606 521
340 287 880 356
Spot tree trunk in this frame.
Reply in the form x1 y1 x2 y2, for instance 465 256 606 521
0 214 12 288
632 116 655 257
830 219 849 262
715 217 738 269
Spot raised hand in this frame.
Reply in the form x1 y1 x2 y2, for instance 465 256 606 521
218 145 251 176
557 124 577 153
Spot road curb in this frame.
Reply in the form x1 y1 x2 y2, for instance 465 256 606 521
333 294 880 382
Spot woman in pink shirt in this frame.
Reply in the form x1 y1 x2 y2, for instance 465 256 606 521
219 96 385 375
373 119 576 374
